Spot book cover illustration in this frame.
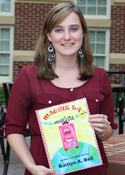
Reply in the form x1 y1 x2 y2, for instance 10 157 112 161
36 98 103 174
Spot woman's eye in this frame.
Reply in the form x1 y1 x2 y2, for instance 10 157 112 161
55 29 62 33
71 27 77 32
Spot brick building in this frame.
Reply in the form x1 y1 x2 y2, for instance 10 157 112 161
0 0 125 84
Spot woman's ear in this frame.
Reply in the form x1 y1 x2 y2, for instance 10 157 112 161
46 33 52 42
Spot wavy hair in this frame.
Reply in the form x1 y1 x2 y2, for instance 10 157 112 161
34 1 95 80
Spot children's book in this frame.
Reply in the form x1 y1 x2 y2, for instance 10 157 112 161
36 98 103 174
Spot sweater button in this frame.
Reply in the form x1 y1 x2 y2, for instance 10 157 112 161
70 88 73 91
96 99 98 102
48 100 52 104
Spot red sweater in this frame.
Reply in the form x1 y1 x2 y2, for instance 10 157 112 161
5 64 117 175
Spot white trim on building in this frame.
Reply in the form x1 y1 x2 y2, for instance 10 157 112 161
74 0 111 19
0 25 14 82
0 0 15 16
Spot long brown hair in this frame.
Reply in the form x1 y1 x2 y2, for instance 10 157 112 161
34 1 95 80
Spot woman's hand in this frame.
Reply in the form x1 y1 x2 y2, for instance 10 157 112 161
31 165 62 175
88 114 113 141
7 134 64 175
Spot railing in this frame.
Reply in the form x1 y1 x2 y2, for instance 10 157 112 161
107 70 125 134
0 83 31 175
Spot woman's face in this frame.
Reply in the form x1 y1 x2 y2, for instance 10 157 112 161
47 12 84 58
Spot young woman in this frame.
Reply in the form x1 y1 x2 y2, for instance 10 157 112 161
5 2 117 175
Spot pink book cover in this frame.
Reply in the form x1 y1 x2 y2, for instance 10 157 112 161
36 98 103 174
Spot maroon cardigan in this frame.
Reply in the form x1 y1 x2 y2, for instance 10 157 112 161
5 64 117 175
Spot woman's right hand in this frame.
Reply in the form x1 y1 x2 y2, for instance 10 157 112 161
7 134 63 175
31 165 62 175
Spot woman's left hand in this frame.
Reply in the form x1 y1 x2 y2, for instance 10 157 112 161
88 114 109 138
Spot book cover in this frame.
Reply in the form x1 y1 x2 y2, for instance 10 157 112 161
36 98 103 174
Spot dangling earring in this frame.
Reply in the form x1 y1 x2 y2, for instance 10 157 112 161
48 42 55 64
78 48 84 61
78 41 84 61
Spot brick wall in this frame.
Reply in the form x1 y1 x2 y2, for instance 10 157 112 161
13 2 56 81
109 5 125 85
110 5 125 53
14 3 55 50
13 61 33 81
109 64 125 85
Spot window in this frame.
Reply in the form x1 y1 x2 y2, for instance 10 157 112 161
0 0 14 16
88 29 110 70
0 26 14 81
75 0 111 19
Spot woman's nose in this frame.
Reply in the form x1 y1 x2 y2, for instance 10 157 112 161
64 30 71 40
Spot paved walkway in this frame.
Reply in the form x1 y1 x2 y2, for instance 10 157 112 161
0 115 125 175
0 138 30 175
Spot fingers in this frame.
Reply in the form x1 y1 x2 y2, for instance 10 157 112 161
88 114 109 137
90 122 108 130
43 167 60 175
89 114 108 125
89 114 107 121
32 165 61 175
47 169 60 175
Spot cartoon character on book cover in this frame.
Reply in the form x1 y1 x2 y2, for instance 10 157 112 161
59 122 79 151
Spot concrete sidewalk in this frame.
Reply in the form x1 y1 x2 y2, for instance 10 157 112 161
0 138 29 175
0 115 125 175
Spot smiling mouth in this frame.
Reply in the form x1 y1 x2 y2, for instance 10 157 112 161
62 43 74 47
65 138 73 142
